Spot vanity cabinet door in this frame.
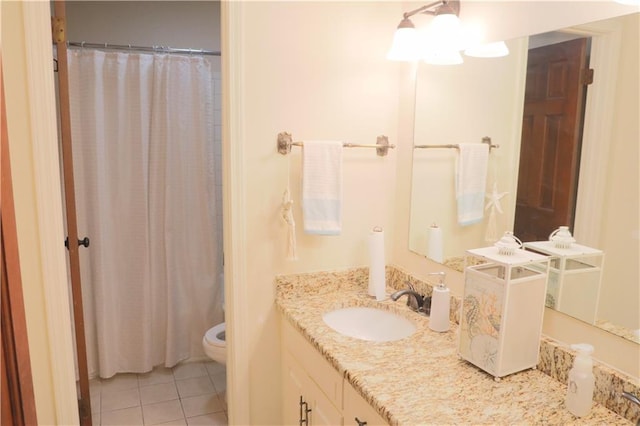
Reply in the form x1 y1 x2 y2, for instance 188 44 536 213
343 382 388 426
282 350 309 425
281 319 343 404
281 319 344 425
307 382 343 426
282 349 342 426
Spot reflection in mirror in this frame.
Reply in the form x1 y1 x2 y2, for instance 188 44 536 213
409 36 527 263
408 13 639 344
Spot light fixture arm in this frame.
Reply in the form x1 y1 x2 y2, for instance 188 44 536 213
402 0 460 19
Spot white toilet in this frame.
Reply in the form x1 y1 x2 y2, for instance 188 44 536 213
203 322 226 365
203 274 226 365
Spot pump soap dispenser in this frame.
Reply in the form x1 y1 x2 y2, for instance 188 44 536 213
428 272 450 332
565 343 595 417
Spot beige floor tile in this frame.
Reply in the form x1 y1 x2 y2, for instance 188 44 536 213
204 361 225 376
180 393 225 418
210 371 226 393
156 419 187 426
90 391 101 414
102 406 143 425
186 411 227 426
175 376 214 399
172 362 208 380
90 378 102 394
101 387 141 412
140 382 179 405
139 367 176 387
101 373 139 394
98 365 227 425
142 399 184 425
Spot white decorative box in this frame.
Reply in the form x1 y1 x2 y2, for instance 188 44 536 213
523 241 604 324
459 247 549 379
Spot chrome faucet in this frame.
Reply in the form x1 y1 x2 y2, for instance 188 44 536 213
390 285 431 315
622 391 640 426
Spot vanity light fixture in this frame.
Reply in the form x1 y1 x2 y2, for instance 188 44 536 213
388 0 511 64
386 17 421 61
387 0 463 64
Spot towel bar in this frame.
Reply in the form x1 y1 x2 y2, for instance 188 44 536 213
277 132 395 157
414 136 499 152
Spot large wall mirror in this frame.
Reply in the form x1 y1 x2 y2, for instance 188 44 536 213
408 13 639 344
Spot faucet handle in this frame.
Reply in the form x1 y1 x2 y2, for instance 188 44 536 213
403 282 419 310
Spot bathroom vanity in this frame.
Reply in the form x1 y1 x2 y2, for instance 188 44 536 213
276 268 634 425
282 318 387 425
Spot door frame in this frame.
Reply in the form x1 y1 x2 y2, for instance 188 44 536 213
221 1 251 424
568 19 623 246
5 2 79 424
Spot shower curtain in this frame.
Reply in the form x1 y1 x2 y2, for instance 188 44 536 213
67 48 223 378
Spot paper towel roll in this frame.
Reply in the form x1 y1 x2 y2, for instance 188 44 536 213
427 224 444 263
429 285 450 332
368 227 386 301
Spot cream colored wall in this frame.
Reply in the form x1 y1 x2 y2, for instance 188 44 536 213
2 1 79 424
230 2 401 423
598 13 640 332
3 3 56 423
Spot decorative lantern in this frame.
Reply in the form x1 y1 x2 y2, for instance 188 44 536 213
524 227 604 324
459 232 550 380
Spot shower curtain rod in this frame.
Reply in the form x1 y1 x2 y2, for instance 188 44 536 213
67 41 221 56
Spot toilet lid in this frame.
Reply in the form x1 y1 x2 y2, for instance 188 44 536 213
205 323 226 344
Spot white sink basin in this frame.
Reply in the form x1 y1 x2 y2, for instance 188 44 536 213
322 307 416 342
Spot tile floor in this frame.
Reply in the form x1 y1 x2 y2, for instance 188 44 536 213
89 361 227 425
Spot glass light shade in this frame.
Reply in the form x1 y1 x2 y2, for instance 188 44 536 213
464 41 510 58
429 13 462 50
387 26 420 61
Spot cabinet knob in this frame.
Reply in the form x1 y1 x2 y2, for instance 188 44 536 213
355 417 368 426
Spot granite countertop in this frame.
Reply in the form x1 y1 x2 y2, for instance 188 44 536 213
276 272 631 425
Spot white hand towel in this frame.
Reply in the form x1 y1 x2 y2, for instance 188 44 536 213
456 143 489 226
302 141 343 235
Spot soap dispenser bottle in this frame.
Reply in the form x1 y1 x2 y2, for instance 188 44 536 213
565 343 595 417
428 272 450 332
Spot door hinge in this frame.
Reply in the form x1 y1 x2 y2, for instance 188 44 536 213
51 17 66 44
582 68 594 85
